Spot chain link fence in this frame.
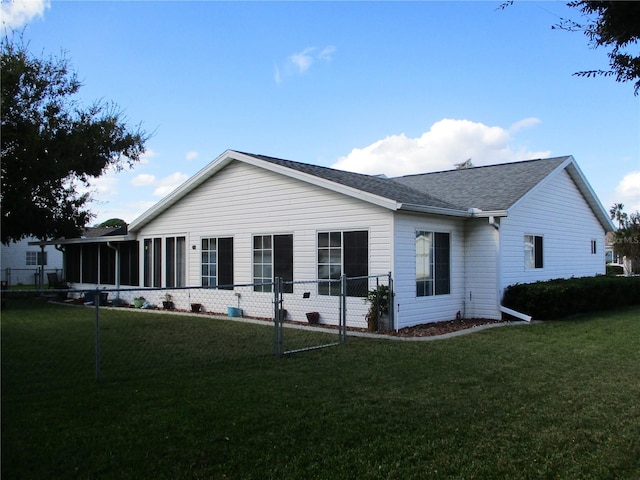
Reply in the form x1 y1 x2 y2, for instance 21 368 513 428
1 274 392 384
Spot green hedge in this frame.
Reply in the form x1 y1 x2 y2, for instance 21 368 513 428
502 276 640 320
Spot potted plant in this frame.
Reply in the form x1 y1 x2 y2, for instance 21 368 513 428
133 296 145 308
366 285 390 331
162 293 174 310
306 311 320 324
191 303 202 313
227 292 242 317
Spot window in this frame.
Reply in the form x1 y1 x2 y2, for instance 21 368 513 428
26 251 47 266
416 231 450 297
202 237 234 289
591 239 597 255
143 238 163 287
524 235 544 269
253 234 293 293
318 230 368 297
166 236 186 287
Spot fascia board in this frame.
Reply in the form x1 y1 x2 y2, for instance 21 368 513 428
399 203 470 217
28 234 136 246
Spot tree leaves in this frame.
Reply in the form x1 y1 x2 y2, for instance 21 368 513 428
1 36 149 244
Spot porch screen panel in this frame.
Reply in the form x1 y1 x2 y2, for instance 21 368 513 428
119 241 139 286
166 237 176 287
144 239 152 287
176 237 186 287
153 238 162 287
82 244 99 284
99 245 116 285
65 245 81 283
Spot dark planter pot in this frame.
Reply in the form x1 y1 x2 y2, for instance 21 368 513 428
191 303 202 313
163 301 175 310
306 312 320 324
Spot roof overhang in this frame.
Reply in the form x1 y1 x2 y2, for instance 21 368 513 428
399 203 471 217
28 234 136 247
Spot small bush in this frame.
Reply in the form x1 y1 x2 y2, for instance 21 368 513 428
502 275 640 320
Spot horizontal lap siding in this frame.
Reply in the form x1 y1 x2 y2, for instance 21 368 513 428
393 212 465 328
464 220 500 319
500 169 606 291
136 161 393 287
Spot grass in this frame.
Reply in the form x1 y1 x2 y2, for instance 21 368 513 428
2 298 639 479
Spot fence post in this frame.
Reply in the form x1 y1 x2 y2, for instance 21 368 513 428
94 287 101 382
273 277 282 358
388 272 394 331
340 274 347 343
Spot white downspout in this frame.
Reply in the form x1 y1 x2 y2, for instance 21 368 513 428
500 305 532 322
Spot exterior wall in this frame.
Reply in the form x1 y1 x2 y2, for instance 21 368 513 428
464 219 500 320
500 169 606 292
133 160 395 327
0 238 64 286
392 212 465 329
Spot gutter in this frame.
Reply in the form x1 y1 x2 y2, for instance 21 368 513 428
499 305 532 322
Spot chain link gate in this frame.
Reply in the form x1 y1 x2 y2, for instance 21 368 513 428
273 276 348 357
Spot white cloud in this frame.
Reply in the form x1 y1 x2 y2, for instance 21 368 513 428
152 172 189 197
290 47 316 73
615 171 640 212
139 149 157 165
275 45 336 83
185 151 199 161
509 117 541 133
331 118 551 177
318 45 336 61
1 0 50 30
131 173 156 186
91 175 119 196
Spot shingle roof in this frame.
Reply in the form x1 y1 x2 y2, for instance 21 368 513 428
243 152 569 212
391 157 569 211
241 152 460 210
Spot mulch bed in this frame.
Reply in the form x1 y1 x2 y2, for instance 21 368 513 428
382 318 507 337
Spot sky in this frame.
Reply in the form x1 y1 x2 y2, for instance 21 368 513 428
3 0 639 225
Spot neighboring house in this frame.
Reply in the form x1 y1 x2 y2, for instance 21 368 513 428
34 150 613 328
605 231 638 275
1 237 64 286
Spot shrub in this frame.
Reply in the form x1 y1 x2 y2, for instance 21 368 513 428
502 276 640 320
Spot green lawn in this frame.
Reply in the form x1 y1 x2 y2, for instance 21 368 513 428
2 298 639 479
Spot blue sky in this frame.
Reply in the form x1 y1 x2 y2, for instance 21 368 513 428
4 0 639 224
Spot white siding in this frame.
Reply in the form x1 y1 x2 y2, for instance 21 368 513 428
393 212 465 329
0 238 64 285
464 219 500 319
500 169 606 292
135 160 394 327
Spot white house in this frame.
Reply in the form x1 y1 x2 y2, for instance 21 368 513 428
1 237 64 286
38 150 613 328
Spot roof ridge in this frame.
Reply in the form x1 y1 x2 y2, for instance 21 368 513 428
394 156 570 180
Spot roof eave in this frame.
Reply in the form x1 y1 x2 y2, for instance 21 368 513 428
399 203 471 217
28 234 137 246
